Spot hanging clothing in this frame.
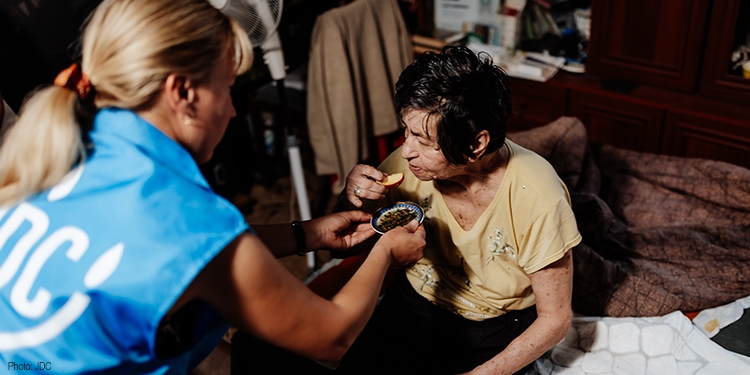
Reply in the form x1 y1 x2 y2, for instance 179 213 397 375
306 0 414 194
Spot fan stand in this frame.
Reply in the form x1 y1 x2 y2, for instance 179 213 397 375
259 28 315 273
206 0 314 273
273 77 315 273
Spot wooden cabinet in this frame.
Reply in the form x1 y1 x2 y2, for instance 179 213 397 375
568 89 663 154
663 96 750 169
586 0 711 93
507 0 750 168
663 113 750 170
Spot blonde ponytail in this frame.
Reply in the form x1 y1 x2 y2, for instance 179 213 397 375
0 86 86 205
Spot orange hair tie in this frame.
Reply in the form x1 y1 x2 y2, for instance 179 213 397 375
54 63 92 98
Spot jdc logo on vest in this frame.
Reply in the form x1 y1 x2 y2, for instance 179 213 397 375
0 165 124 350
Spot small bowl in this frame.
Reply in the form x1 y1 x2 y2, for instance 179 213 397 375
371 201 424 234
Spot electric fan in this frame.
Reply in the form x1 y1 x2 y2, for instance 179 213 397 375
208 0 315 272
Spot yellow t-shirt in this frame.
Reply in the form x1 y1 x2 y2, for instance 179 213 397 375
377 140 581 321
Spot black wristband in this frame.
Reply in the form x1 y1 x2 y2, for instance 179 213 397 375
291 220 307 256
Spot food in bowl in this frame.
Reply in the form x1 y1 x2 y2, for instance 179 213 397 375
371 201 424 234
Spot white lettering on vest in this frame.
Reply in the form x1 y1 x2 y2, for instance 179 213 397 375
11 226 89 319
0 203 50 289
0 164 124 350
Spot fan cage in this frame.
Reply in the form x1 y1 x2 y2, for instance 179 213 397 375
210 0 282 47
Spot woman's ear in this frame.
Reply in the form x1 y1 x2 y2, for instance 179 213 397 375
469 130 490 161
164 73 196 124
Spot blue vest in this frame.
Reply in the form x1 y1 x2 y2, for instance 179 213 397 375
0 108 249 374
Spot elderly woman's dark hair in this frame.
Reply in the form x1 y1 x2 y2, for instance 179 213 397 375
395 44 512 165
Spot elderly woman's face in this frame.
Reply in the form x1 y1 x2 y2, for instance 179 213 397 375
399 109 463 181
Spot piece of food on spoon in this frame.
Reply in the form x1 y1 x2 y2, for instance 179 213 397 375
377 172 404 188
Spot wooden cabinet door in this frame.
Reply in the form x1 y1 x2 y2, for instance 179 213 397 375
699 0 750 104
507 77 567 131
662 112 750 169
569 89 664 153
587 0 711 92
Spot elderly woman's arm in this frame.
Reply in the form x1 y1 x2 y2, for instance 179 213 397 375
462 250 574 375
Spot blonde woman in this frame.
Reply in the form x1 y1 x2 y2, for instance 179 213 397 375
0 0 425 373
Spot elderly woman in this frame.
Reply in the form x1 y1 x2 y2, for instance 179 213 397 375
0 0 426 373
321 44 581 375
234 44 581 375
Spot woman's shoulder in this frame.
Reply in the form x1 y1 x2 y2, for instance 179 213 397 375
507 140 552 165
507 140 563 183
505 140 569 203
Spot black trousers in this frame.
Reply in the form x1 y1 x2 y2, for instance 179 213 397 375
232 272 537 374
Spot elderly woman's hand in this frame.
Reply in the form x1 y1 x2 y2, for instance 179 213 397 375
344 164 390 208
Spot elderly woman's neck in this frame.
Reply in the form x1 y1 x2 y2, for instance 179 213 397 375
470 144 508 175
444 145 509 191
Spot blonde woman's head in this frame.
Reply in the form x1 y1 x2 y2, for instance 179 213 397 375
83 0 253 110
0 0 253 205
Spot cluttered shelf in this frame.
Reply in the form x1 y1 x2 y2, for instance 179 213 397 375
409 0 590 80
408 0 750 169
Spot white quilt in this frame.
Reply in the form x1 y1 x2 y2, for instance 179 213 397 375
307 261 750 374
531 297 750 375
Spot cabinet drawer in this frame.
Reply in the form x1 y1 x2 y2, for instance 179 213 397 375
663 112 750 169
569 90 664 153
